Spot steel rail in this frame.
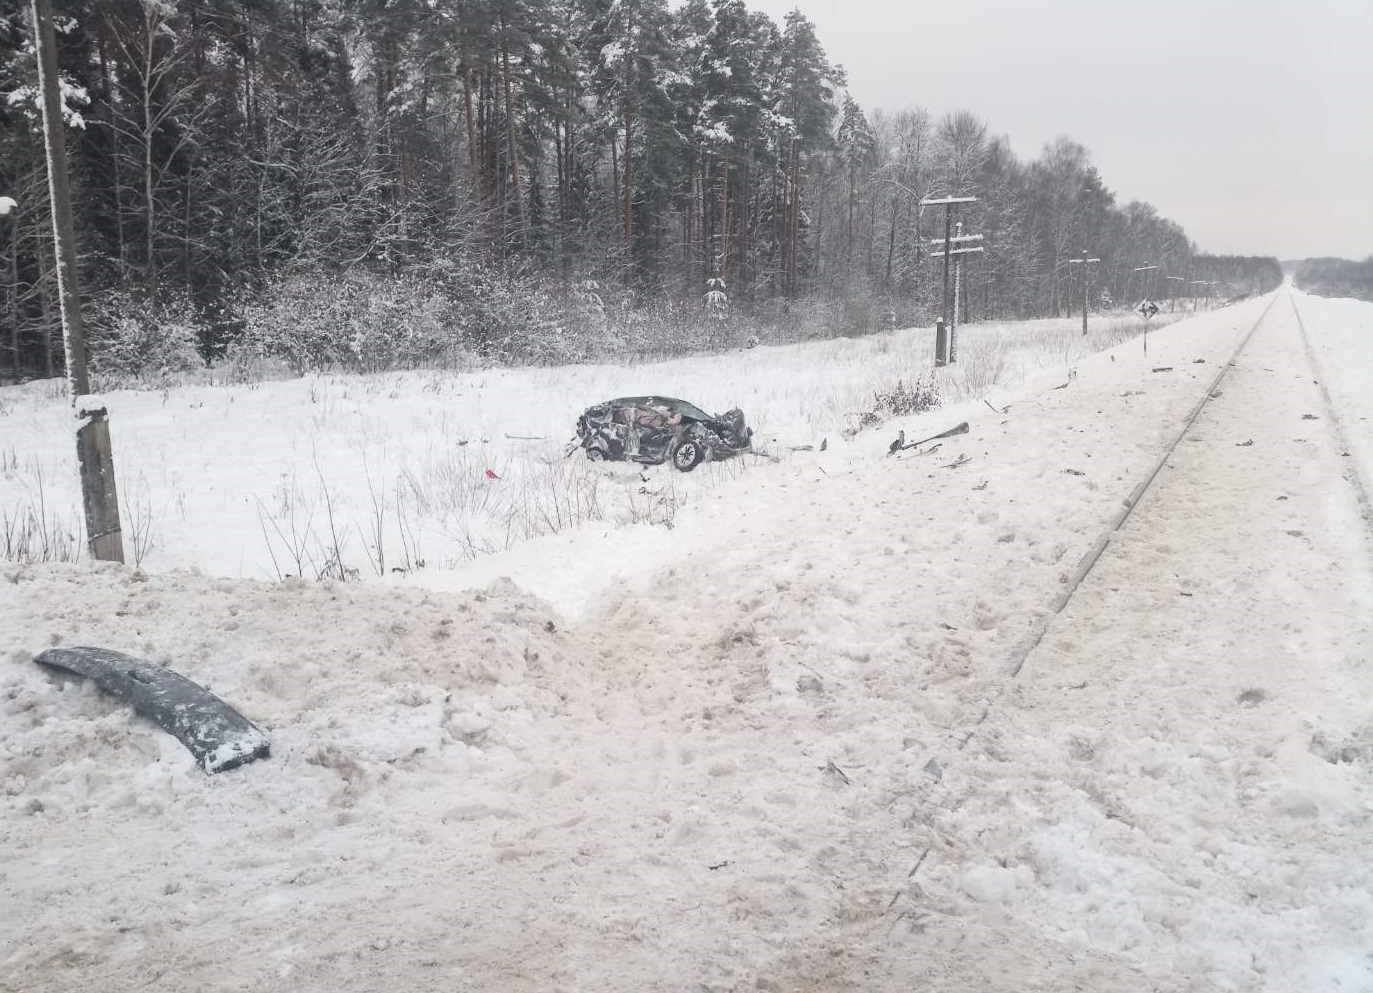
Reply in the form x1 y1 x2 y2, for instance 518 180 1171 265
894 292 1284 900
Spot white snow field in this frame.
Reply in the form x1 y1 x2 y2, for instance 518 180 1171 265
0 311 1175 607
2 289 1371 992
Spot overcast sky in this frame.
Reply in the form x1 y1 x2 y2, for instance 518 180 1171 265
739 0 1372 261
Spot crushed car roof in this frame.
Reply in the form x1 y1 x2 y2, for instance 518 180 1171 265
596 396 715 420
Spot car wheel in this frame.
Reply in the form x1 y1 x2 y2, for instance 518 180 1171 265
670 438 704 472
585 447 605 462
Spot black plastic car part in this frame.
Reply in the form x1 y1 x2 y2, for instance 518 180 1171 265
35 647 270 774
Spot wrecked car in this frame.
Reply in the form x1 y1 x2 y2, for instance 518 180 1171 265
570 396 753 472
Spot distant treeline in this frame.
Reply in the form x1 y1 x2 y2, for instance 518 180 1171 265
2 0 1283 379
1295 258 1373 303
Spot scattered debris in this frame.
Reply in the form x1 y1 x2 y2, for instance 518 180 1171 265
942 454 971 469
1285 529 1305 538
1179 591 1194 597
888 430 906 454
983 399 1008 415
1193 358 1206 364
923 759 943 782
34 647 270 774
1301 413 1320 420
890 421 970 455
485 468 501 479
820 438 828 452
1236 439 1254 447
503 433 545 440
1151 367 1174 373
1064 468 1086 476
824 760 852 786
1237 688 1268 707
973 479 988 491
707 861 730 871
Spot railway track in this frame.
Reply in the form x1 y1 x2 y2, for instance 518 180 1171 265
1290 290 1373 535
899 286 1371 889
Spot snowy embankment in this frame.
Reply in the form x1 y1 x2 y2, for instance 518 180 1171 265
2 292 1370 992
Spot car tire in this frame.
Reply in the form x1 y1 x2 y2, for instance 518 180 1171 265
670 438 704 472
586 447 605 462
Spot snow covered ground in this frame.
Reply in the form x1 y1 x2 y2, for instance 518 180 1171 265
0 311 1173 601
2 290 1370 992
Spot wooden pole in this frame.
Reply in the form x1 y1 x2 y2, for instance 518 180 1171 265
1066 252 1098 336
924 196 980 365
941 205 952 335
953 255 962 362
1081 248 1089 336
30 0 125 563
76 412 124 561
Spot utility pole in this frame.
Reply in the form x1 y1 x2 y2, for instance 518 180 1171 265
1164 274 1184 312
30 0 125 562
1067 250 1100 335
922 195 980 364
1132 262 1158 304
